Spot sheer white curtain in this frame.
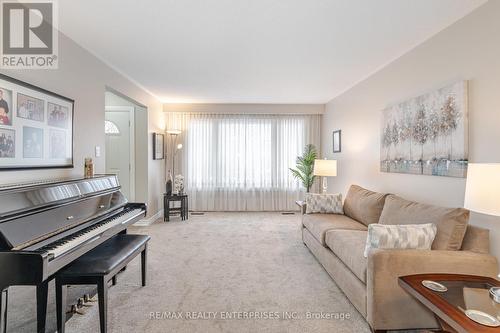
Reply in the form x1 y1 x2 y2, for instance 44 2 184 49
165 113 321 211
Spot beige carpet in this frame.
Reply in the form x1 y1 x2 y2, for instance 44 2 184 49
61 212 372 333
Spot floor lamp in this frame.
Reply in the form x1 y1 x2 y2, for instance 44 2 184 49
166 129 181 176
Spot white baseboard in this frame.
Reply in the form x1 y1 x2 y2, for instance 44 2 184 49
134 209 163 226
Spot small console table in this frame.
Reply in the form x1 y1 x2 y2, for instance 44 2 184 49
163 194 188 222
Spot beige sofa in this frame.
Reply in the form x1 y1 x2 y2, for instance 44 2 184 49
301 185 498 332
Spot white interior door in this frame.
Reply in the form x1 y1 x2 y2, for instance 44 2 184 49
105 110 133 199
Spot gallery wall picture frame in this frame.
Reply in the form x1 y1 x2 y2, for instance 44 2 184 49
0 74 74 170
153 133 164 160
333 130 341 153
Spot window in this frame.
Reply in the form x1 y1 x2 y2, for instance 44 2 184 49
164 112 320 210
104 120 120 135
179 114 320 210
217 119 273 189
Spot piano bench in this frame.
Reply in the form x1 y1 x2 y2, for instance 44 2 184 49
55 234 150 333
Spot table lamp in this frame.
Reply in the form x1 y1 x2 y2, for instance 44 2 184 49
464 163 500 216
314 159 337 194
464 163 500 284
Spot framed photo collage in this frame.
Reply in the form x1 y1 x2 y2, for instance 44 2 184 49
0 74 74 170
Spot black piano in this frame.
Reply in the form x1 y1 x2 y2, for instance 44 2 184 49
0 175 146 333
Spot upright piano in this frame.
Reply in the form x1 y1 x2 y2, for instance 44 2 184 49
0 175 146 333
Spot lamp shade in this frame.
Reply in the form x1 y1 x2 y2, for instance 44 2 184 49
313 159 337 177
464 163 500 216
166 129 181 135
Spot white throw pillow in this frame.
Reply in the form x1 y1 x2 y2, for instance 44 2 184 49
363 223 437 258
305 193 343 214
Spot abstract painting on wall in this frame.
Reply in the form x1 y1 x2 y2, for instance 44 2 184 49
380 81 468 178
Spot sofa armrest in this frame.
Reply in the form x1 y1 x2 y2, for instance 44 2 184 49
366 249 498 330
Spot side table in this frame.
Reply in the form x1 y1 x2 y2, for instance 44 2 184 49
399 273 500 333
164 194 188 222
295 200 306 214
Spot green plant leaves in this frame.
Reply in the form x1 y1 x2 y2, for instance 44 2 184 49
289 144 317 192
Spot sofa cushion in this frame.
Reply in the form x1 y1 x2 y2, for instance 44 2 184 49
363 223 437 258
305 193 343 214
343 185 389 226
325 230 368 283
302 214 367 246
379 195 469 251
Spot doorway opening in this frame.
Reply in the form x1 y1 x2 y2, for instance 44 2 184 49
105 105 135 200
104 90 147 203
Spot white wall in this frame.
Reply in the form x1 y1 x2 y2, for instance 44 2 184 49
322 1 500 262
164 103 324 114
0 32 165 217
105 91 137 108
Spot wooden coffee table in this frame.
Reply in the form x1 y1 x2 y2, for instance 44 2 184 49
399 274 500 333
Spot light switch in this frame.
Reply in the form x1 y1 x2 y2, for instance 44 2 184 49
95 146 101 157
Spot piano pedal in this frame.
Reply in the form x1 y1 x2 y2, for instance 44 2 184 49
67 304 85 315
83 294 98 303
77 297 93 308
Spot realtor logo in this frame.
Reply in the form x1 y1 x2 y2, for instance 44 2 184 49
1 0 58 69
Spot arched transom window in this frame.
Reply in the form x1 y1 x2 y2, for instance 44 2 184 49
105 120 120 135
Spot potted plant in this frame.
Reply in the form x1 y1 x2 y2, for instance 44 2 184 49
289 144 317 192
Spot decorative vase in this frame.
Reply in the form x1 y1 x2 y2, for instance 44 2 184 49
174 175 184 195
84 158 94 178
166 170 173 195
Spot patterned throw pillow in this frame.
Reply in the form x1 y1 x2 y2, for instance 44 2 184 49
305 193 344 214
363 223 437 258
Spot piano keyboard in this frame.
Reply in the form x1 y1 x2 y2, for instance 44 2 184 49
40 208 144 259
